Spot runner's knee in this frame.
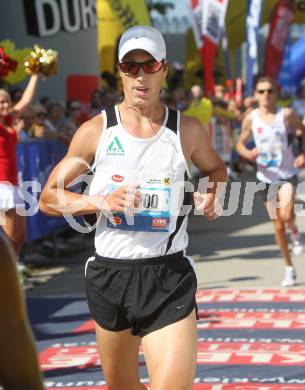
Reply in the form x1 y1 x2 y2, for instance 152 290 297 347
274 219 285 231
279 210 293 224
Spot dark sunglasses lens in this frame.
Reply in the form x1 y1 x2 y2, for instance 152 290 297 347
258 89 273 94
142 60 163 73
119 62 139 74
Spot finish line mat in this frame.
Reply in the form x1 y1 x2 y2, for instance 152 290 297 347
27 288 305 389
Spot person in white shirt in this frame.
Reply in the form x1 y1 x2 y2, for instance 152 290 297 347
237 76 305 287
39 26 226 390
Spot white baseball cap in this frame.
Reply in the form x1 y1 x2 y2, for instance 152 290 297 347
118 25 166 62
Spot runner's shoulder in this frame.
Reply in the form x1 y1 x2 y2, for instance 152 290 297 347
75 113 103 139
180 113 204 138
242 111 253 128
70 113 103 155
282 106 294 118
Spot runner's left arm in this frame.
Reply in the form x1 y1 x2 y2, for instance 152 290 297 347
180 115 227 220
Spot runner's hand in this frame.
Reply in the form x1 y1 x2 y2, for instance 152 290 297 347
194 192 223 220
103 186 141 213
248 147 259 161
294 153 305 168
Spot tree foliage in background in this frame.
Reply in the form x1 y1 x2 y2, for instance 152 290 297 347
146 0 174 15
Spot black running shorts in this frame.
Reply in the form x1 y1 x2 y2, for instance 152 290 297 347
85 251 197 337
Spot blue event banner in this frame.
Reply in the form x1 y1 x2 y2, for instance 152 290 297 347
246 0 263 96
17 139 69 242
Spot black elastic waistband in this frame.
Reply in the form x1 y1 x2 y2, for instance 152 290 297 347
95 251 184 266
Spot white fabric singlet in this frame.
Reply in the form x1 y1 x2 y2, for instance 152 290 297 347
251 108 297 183
88 105 191 259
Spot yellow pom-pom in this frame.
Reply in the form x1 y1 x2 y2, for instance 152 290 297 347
24 45 57 77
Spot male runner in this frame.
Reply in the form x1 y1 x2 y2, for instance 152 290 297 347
237 76 305 287
39 26 226 389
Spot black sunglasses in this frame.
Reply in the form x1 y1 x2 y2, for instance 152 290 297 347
257 88 274 95
118 59 165 75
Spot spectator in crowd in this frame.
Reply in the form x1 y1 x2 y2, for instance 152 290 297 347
65 100 83 137
44 101 71 145
10 87 23 105
23 103 69 146
214 84 226 104
39 95 51 109
292 85 305 119
190 84 203 100
171 86 188 110
89 89 104 118
45 100 66 133
31 103 48 138
0 74 39 267
0 233 43 390
184 85 213 125
238 95 257 122
15 105 36 141
101 71 117 89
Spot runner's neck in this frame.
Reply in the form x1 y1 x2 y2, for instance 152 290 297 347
258 105 277 117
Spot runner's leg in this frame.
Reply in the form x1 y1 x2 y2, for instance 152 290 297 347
265 182 295 267
142 309 197 390
95 324 146 390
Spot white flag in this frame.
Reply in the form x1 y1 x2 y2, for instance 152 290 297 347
187 0 203 49
202 0 229 45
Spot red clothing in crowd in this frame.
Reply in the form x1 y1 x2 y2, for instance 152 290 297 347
0 116 18 185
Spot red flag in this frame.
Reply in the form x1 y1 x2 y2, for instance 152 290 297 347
264 0 294 80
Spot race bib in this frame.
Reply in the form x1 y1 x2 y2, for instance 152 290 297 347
257 137 283 168
106 171 171 232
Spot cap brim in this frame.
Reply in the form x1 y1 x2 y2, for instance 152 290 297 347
118 37 164 62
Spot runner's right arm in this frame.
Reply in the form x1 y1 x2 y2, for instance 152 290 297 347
39 114 141 217
236 114 258 161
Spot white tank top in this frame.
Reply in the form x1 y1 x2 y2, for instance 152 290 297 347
251 108 297 183
88 105 192 259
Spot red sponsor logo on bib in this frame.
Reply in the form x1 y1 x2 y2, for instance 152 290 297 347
152 218 168 228
112 175 124 182
113 216 122 225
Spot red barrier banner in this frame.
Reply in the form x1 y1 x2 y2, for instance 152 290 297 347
41 342 305 372
197 311 305 330
264 0 294 80
196 288 305 302
46 387 305 390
